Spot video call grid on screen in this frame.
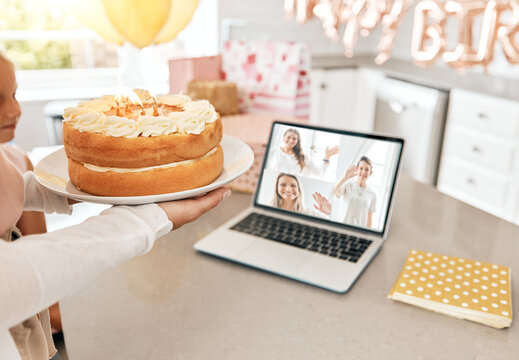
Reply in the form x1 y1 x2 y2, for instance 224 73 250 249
254 122 404 235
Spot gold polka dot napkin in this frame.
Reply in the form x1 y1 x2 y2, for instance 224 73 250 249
388 250 512 329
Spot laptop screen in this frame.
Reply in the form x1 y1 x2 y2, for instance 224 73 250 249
254 122 404 235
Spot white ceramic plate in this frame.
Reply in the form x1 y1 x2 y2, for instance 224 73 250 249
34 135 254 205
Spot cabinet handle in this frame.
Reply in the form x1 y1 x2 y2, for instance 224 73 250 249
389 101 405 114
466 177 477 185
320 82 327 90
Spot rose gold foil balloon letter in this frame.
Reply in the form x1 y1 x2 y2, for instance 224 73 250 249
284 0 519 70
343 0 367 57
411 0 446 67
497 0 519 64
285 0 317 23
313 0 343 39
376 0 413 64
343 0 388 57
442 0 489 70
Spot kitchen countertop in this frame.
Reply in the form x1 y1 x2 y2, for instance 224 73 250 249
59 174 518 359
313 54 519 102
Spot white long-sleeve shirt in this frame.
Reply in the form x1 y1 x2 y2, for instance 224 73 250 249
335 180 376 227
1 172 172 359
267 148 328 179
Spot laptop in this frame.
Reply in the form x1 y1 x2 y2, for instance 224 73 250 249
195 121 404 293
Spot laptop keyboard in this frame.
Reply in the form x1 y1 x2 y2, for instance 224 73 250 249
230 213 373 263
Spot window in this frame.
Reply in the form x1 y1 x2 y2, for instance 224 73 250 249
1 0 219 97
0 0 119 70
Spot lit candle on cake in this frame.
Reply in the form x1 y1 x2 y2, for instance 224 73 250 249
127 89 145 116
150 93 159 116
124 95 131 114
115 93 123 116
115 76 127 116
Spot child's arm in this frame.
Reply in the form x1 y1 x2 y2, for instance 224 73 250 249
0 203 172 331
16 210 47 236
0 187 226 332
16 156 64 331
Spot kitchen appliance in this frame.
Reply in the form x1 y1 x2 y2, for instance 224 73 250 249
374 78 448 185
195 121 404 293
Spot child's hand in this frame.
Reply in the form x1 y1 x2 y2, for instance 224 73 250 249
158 187 231 229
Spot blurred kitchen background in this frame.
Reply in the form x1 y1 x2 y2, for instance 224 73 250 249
3 0 519 230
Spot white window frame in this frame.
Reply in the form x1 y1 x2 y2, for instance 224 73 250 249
2 0 219 101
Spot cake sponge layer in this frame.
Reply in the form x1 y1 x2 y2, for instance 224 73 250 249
63 117 222 168
68 145 224 196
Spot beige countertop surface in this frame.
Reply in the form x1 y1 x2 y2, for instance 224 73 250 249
60 175 518 360
313 54 519 102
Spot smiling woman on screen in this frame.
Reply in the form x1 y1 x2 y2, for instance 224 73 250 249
268 127 338 179
334 156 377 228
270 173 331 218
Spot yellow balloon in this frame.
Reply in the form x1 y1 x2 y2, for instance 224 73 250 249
102 0 172 48
154 0 199 43
69 0 125 44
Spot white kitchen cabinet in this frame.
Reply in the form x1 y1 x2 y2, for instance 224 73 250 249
310 68 383 132
438 89 519 224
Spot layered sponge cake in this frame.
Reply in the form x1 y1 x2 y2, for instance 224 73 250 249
62 91 223 196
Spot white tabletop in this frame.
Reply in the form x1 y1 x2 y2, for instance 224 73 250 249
59 175 518 359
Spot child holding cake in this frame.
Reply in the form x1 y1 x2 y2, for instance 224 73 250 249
0 52 231 360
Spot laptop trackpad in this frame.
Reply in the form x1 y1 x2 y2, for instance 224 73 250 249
237 240 312 274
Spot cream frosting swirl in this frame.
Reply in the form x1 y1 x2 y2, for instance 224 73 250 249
103 116 141 138
63 107 92 123
138 115 178 137
71 112 106 133
63 92 218 138
167 111 206 134
183 100 218 123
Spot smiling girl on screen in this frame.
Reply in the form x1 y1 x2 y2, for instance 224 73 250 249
268 127 338 179
270 173 331 218
333 156 377 228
